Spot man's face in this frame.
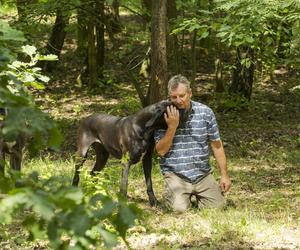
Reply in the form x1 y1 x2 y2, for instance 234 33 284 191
169 83 192 110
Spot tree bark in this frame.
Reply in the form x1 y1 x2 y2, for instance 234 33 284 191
96 0 105 79
86 1 98 86
148 0 168 104
87 19 98 86
44 9 69 71
77 3 88 57
45 9 69 57
190 30 197 87
141 0 152 22
215 58 225 93
167 0 179 74
229 46 255 100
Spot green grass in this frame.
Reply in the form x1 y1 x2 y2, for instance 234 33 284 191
1 7 300 248
7 152 297 249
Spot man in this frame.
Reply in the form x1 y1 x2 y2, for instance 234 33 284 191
154 75 231 212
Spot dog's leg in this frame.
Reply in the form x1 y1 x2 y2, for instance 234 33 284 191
72 154 87 186
73 127 96 186
142 144 158 206
0 141 5 175
10 136 25 171
91 143 109 175
120 161 131 198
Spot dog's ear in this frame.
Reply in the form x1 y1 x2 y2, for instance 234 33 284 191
145 111 163 128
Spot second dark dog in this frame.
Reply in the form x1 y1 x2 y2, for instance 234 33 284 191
72 100 188 206
0 109 25 175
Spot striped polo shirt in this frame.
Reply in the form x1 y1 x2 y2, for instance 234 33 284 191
154 100 221 183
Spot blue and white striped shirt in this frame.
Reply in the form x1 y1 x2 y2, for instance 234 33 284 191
154 101 221 183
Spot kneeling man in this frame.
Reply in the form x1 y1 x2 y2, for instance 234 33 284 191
154 75 231 212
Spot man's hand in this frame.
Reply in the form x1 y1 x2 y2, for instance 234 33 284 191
220 174 231 193
164 105 179 129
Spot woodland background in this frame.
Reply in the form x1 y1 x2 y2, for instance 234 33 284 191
0 0 300 249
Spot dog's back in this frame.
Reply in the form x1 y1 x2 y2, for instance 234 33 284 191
77 113 124 158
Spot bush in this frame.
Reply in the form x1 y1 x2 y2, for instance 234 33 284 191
0 171 139 249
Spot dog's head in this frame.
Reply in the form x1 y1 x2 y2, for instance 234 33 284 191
144 100 189 129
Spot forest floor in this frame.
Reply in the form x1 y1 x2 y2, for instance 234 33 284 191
1 8 300 250
30 65 299 250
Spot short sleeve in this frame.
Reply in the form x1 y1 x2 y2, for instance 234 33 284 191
206 108 221 141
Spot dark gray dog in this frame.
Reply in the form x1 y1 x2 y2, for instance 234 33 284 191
72 100 188 206
0 109 25 174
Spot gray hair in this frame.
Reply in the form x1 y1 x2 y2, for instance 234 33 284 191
167 74 191 93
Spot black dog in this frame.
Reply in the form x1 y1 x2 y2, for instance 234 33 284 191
72 100 188 206
0 109 25 175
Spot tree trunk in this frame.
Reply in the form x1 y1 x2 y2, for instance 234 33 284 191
141 0 152 22
109 0 122 33
148 0 168 105
215 58 225 93
95 0 105 79
44 9 69 71
229 46 255 100
87 21 98 86
112 0 120 18
190 30 197 87
77 3 88 57
167 0 179 74
46 9 69 57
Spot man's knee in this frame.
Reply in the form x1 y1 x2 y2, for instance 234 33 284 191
164 194 190 213
198 194 225 209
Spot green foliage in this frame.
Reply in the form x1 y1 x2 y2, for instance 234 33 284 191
215 94 249 111
0 19 26 68
172 0 300 86
214 0 300 71
0 171 139 249
0 21 62 152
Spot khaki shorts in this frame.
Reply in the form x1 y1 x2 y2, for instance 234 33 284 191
163 172 225 212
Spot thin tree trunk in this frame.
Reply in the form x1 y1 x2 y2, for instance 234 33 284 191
148 0 168 104
96 0 105 79
190 30 197 87
215 57 225 93
44 9 69 71
141 0 152 22
46 9 69 57
77 3 88 57
87 16 98 86
167 0 179 74
229 46 255 100
110 0 122 33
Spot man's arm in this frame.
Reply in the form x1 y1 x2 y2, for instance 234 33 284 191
155 106 179 157
210 140 231 193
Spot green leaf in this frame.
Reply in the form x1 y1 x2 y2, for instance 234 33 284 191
22 45 37 57
62 188 84 204
199 31 209 39
36 74 50 83
68 206 92 236
0 20 26 42
37 54 58 61
98 226 118 248
29 192 55 221
47 126 63 150
25 81 46 90
112 201 137 239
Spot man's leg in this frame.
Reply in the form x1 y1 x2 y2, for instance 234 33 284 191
194 174 225 209
163 172 192 212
